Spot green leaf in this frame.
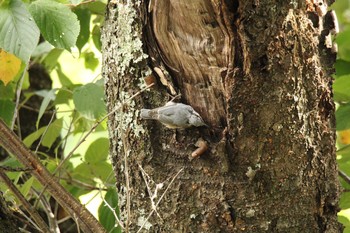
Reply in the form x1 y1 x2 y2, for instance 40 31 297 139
0 0 40 62
35 89 56 128
336 28 350 61
333 75 350 102
93 162 113 181
56 65 74 88
73 163 96 184
21 71 30 90
0 81 15 99
28 0 80 51
84 51 99 71
74 8 91 52
86 1 106 15
54 88 72 105
92 25 101 51
32 41 54 58
337 144 350 155
98 189 121 233
43 48 63 71
42 118 63 148
20 177 34 198
0 99 15 126
23 127 45 147
340 192 350 210
73 114 94 133
85 138 109 162
338 215 350 231
336 104 350 131
70 0 83 5
335 60 350 78
73 83 106 120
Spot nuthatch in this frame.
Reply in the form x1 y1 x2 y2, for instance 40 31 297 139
140 102 207 128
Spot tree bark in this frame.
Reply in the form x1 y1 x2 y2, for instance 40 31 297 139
102 0 342 232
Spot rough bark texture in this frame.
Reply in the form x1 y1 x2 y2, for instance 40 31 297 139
102 0 341 232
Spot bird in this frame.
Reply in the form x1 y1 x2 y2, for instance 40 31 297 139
140 101 207 128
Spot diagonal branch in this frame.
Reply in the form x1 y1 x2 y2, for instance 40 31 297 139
0 119 106 233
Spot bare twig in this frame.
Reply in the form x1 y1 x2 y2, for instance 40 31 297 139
137 167 184 233
0 119 106 233
11 64 27 130
61 176 108 191
35 110 56 154
138 164 163 219
99 189 125 230
66 0 96 8
61 110 76 154
0 170 50 232
339 170 350 185
53 83 154 176
121 135 131 232
16 208 42 232
32 189 60 233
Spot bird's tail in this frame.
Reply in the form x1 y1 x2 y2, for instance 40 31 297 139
140 109 155 119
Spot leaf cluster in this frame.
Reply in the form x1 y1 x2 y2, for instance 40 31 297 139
0 0 120 232
332 0 350 230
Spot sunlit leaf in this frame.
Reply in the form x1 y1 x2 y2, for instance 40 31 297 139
335 60 350 78
92 25 101 51
54 88 72 105
23 127 45 148
333 75 350 102
56 66 74 88
20 177 34 198
0 99 15 126
74 7 91 52
85 138 109 162
336 104 350 131
43 48 63 71
339 129 350 145
0 81 15 99
0 0 40 62
84 51 99 71
98 189 121 233
0 50 23 85
336 28 350 61
28 0 80 51
32 41 54 58
35 89 56 128
340 192 350 210
42 118 63 148
73 83 106 120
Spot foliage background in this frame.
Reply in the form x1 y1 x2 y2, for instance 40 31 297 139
332 1 350 231
0 0 349 232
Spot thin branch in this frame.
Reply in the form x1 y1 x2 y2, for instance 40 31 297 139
35 110 56 154
137 167 184 233
11 64 27 130
19 104 74 114
121 134 131 232
0 119 106 233
138 164 163 219
339 170 350 185
61 110 76 155
66 0 96 8
32 189 59 233
0 169 50 232
99 189 125 230
61 176 108 191
16 208 42 233
53 83 154 176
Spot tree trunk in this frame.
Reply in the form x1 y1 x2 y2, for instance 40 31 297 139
102 0 342 232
